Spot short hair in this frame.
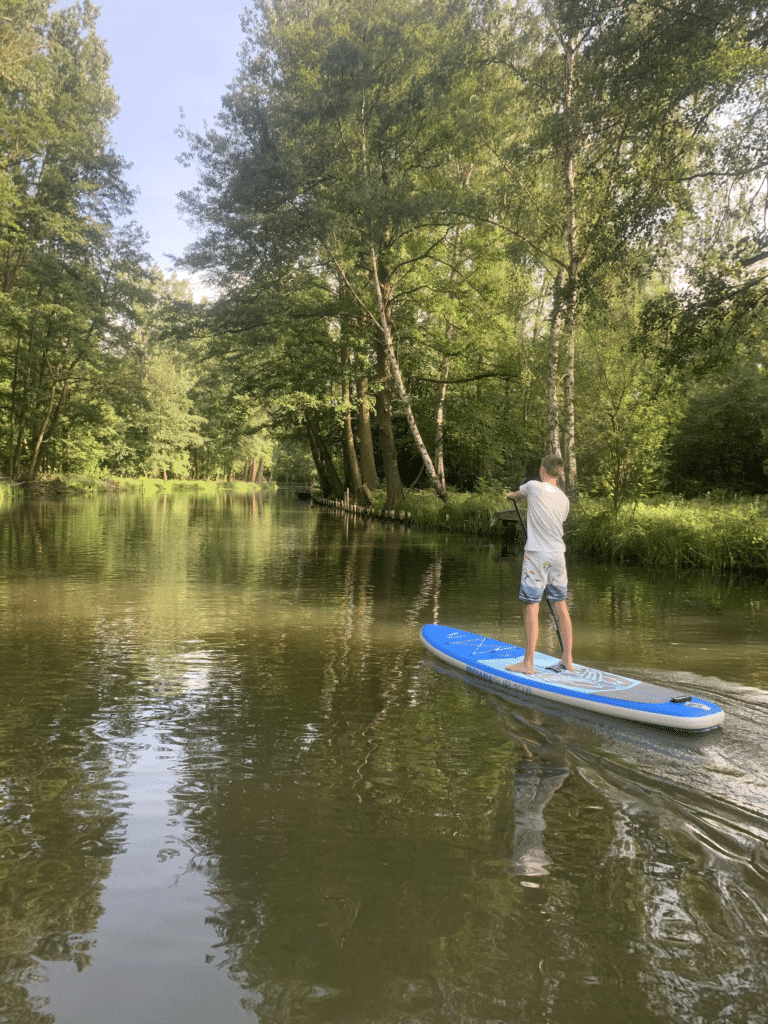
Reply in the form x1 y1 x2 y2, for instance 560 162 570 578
541 455 564 478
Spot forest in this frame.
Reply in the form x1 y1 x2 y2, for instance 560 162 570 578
1 0 768 517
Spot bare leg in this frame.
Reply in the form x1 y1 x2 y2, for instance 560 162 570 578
506 602 539 674
553 599 574 670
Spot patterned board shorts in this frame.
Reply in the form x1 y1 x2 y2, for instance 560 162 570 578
519 551 568 605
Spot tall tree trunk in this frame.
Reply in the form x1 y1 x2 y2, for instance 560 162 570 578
305 410 327 493
369 245 447 502
561 39 579 494
7 333 22 477
375 338 405 509
26 379 59 481
28 354 78 481
434 211 470 493
356 375 378 493
340 347 369 505
546 269 565 458
10 327 36 478
11 412 26 480
476 353 485 480
561 285 578 494
434 353 450 493
304 408 344 498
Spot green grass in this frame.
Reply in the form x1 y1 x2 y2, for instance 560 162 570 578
7 474 766 571
0 480 22 503
2 474 275 497
387 487 508 535
567 495 768 571
386 487 768 571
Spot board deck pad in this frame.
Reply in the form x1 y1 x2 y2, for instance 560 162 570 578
421 624 724 731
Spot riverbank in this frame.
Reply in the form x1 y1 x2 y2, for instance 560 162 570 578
3 475 766 572
0 475 270 501
567 494 768 572
384 489 768 573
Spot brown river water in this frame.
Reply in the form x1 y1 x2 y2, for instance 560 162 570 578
1 488 767 1024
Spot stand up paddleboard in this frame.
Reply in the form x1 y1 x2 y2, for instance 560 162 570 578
421 624 724 732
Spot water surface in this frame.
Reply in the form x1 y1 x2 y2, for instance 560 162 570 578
1 489 766 1024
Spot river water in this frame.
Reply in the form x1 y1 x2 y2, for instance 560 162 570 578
1 488 767 1024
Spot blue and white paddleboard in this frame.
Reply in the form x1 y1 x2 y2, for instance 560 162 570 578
421 624 724 732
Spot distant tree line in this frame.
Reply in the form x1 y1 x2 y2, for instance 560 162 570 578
2 0 767 505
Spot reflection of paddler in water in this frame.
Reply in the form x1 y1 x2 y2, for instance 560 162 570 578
506 744 569 883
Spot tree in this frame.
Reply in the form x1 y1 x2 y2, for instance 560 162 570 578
484 0 768 493
577 277 682 512
173 0 768 504
132 352 204 480
2 222 151 479
668 364 768 495
637 233 768 379
1 0 132 294
0 0 138 478
178 0 499 504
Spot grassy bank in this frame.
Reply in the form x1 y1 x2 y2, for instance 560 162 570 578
0 480 21 503
567 495 768 571
0 475 274 502
384 487 506 535
5 475 766 572
91 477 273 495
387 488 768 572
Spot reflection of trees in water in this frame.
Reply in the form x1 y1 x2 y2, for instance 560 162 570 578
0 667 129 1023
0 500 195 1023
161 518 490 1020
165 519 768 1023
158 520 550 1019
597 795 768 1022
3 497 767 1022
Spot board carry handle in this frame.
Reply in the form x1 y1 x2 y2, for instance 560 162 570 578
511 497 565 655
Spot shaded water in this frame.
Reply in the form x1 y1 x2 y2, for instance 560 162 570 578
1 489 767 1024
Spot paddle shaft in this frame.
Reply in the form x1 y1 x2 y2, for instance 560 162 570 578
511 497 565 654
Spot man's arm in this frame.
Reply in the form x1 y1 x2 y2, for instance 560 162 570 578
506 489 523 500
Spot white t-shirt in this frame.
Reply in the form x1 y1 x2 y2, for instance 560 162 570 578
519 480 569 553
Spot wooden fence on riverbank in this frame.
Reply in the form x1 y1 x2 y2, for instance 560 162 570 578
303 491 413 525
302 490 525 544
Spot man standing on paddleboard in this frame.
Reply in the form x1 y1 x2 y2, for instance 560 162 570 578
505 455 574 674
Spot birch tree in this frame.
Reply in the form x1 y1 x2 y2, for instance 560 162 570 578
487 0 768 494
178 0 486 504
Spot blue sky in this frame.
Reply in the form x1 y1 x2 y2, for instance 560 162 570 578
95 0 248 283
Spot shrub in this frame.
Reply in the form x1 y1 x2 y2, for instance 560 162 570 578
568 495 768 570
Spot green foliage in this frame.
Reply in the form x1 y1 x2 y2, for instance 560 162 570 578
568 494 768 571
0 0 146 480
577 281 683 510
668 364 768 496
390 487 508 535
637 234 768 378
2 0 768 500
0 480 22 503
133 354 205 479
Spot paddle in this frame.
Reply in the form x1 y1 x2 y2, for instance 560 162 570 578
511 497 565 655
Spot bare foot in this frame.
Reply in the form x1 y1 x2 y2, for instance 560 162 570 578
559 661 575 672
505 660 535 675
